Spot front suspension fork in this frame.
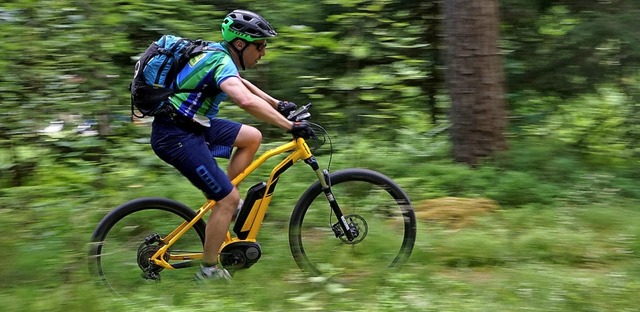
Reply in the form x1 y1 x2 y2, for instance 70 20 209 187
304 157 358 242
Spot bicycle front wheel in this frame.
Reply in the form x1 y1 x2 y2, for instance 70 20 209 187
289 168 416 277
88 197 206 297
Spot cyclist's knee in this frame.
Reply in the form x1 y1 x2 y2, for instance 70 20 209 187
217 188 240 213
237 125 262 149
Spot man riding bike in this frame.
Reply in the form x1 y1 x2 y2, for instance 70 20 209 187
149 9 313 281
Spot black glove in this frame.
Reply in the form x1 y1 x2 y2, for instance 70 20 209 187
277 101 297 118
288 120 315 139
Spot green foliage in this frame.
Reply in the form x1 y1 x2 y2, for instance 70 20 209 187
2 0 640 163
1 0 640 310
503 1 640 154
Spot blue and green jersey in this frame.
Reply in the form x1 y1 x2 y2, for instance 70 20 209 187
169 42 238 119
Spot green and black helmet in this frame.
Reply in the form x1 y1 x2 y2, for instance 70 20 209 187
221 10 277 43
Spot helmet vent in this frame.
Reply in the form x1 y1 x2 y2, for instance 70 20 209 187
221 10 277 41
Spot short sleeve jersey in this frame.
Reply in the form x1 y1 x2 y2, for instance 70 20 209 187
168 42 238 119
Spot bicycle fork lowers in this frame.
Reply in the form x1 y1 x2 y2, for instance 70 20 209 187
305 157 360 243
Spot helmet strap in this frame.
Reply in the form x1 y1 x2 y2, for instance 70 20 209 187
225 40 250 70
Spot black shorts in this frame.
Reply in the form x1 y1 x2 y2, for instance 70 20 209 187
150 115 242 200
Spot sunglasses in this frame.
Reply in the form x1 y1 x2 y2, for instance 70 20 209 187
250 41 268 52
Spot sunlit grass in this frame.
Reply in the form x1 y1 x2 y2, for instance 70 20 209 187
2 135 640 311
2 200 640 311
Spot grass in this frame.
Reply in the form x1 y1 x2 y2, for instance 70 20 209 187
3 203 640 312
2 134 640 311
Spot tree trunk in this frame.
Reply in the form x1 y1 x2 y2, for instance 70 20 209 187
443 0 508 165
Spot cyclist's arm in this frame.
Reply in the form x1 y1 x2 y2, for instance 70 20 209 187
240 78 279 109
221 77 292 130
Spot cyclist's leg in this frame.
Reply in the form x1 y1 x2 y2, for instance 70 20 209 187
151 117 240 265
203 188 240 264
205 119 262 181
229 125 262 180
200 121 260 265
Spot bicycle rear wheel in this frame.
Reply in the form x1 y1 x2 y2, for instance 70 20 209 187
289 168 416 277
88 197 206 297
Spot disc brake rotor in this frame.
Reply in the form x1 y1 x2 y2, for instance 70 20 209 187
338 214 368 244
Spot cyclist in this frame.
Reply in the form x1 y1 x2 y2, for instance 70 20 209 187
149 9 313 281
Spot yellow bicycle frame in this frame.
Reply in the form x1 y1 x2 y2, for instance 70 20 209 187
149 137 322 269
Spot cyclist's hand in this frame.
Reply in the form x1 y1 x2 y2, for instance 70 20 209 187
288 120 314 139
277 101 297 118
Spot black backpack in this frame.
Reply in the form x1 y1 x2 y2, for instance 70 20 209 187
130 35 213 118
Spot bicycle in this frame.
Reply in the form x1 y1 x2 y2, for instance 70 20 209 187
88 103 417 295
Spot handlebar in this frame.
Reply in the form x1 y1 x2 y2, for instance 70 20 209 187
285 103 329 154
287 103 312 122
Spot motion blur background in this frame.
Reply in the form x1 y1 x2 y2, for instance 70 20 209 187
1 1 640 311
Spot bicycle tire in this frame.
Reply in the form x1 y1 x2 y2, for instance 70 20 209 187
88 197 206 296
289 168 417 277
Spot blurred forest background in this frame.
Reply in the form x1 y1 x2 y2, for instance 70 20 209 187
2 0 640 311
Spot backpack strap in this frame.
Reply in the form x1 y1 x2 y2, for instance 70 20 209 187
171 44 227 96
